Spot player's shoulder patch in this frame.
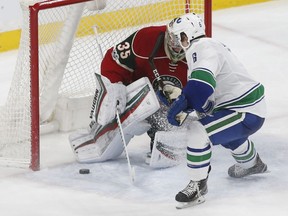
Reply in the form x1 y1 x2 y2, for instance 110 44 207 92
112 32 137 71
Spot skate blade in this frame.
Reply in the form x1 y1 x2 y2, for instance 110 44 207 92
176 196 205 209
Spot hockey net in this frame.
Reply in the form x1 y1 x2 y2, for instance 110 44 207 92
0 0 211 170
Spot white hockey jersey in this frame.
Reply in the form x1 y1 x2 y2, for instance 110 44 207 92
183 37 266 118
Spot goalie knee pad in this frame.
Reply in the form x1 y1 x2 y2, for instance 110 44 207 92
91 74 127 126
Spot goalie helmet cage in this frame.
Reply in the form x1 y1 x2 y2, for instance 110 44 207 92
0 0 212 171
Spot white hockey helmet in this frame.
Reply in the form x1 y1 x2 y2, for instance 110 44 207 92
165 13 205 58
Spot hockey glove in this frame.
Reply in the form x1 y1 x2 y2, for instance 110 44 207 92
167 94 191 126
156 84 182 106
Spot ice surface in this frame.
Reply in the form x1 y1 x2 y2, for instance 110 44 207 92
0 1 288 215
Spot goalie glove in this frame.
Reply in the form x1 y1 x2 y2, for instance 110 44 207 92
156 84 182 106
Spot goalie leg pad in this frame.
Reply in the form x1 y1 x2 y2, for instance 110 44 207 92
149 130 188 168
70 122 151 163
69 77 159 163
69 122 124 163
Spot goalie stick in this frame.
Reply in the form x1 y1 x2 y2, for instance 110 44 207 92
148 32 170 101
115 101 136 183
93 26 135 183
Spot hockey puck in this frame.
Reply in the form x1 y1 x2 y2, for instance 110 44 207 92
79 168 90 174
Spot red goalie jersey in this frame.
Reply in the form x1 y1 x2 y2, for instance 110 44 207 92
101 25 188 90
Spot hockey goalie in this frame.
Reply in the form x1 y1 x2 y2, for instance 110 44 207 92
69 24 192 167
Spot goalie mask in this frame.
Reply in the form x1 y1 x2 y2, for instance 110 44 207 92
165 13 206 56
164 28 185 63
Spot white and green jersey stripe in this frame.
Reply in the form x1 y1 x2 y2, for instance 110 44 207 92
185 38 266 118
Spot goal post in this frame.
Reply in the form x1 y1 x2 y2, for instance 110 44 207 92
0 0 212 171
29 0 93 171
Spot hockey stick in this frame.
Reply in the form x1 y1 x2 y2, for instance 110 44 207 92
93 26 135 183
148 32 168 95
148 32 188 125
115 102 136 183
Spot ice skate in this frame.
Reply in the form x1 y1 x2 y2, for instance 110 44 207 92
228 154 267 178
175 178 208 209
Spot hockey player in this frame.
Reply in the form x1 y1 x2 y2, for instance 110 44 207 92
159 13 268 208
69 24 190 166
100 24 188 151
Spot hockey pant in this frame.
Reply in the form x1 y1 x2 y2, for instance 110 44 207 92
185 110 265 181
